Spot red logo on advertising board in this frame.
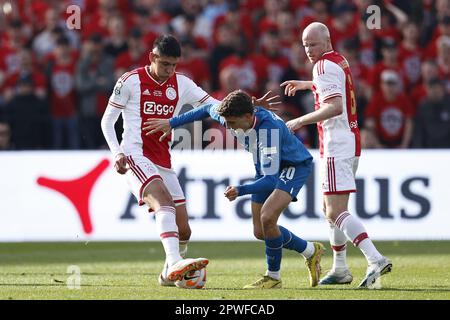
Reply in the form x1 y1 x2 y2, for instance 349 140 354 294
37 159 110 234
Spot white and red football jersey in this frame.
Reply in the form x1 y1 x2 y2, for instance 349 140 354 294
312 50 361 159
107 66 218 168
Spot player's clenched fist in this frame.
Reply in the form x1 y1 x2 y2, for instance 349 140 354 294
114 153 128 174
224 186 239 202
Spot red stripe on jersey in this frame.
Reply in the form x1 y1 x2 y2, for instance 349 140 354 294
121 71 138 82
318 60 324 75
137 67 179 169
322 93 342 102
320 52 361 157
108 101 125 109
313 88 324 157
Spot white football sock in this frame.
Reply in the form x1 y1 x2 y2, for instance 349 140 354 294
155 206 182 266
335 211 382 264
328 221 348 271
163 240 189 275
266 270 281 280
301 241 315 259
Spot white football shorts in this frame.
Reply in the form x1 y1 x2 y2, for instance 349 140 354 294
125 154 185 207
320 156 359 195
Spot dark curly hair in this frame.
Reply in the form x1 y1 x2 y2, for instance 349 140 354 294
217 90 254 117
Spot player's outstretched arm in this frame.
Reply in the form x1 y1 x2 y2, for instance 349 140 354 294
286 96 343 131
280 80 313 96
223 177 278 202
143 103 223 141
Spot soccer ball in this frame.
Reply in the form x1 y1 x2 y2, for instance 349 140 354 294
175 268 207 289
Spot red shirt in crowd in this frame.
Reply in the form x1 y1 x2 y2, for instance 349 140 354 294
213 11 254 46
0 46 21 76
219 54 269 96
176 58 211 88
359 38 376 68
365 93 414 147
48 60 77 118
3 71 46 93
398 44 423 87
410 83 428 113
265 55 290 83
115 51 149 74
329 16 359 51
369 62 406 92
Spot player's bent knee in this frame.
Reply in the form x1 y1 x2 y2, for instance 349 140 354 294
260 211 277 229
326 210 340 223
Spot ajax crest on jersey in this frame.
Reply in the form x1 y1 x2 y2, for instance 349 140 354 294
166 87 177 100
175 268 207 289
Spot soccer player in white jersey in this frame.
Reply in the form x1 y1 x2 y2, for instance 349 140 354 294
101 35 213 286
281 22 392 288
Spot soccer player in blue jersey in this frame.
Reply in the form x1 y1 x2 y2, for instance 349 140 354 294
143 90 325 289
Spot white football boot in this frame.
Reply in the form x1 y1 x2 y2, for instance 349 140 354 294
319 269 353 285
359 256 392 288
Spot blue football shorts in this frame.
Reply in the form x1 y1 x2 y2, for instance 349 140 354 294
251 158 313 204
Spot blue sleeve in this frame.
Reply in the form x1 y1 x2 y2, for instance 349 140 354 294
169 103 225 128
237 175 277 196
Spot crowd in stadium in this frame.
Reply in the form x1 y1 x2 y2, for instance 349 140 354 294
0 0 449 151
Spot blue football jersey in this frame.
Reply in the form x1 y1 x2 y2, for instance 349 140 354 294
169 103 313 195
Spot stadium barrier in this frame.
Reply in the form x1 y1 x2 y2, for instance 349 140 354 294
0 149 447 241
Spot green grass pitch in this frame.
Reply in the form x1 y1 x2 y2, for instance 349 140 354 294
1 241 449 300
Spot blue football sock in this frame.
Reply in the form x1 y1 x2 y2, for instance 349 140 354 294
279 225 307 253
265 235 283 272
